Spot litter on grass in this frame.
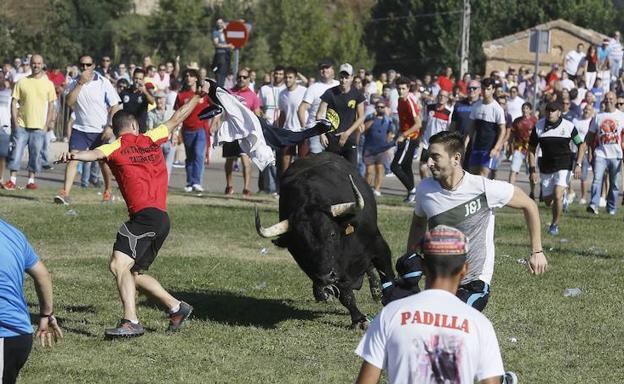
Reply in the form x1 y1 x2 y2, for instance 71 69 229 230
563 288 582 297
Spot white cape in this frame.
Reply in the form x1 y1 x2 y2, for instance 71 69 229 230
214 87 275 171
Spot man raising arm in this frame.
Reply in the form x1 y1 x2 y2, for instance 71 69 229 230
406 131 546 313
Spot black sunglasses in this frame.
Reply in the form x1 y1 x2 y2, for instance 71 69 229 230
617 102 624 106
79 62 93 67
237 75 249 79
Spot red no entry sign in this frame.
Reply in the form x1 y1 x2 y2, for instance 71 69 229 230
225 20 250 49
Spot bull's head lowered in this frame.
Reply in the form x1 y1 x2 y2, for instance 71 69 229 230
255 175 365 300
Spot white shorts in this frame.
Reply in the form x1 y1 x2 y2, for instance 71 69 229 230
510 150 527 173
541 170 571 197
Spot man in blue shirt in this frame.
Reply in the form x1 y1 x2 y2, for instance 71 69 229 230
1 219 62 383
211 18 234 87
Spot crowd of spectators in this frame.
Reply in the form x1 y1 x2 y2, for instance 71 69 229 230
1 29 623 216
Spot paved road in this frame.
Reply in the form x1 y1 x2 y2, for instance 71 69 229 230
13 142 542 199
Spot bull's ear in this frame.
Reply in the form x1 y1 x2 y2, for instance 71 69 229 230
271 235 289 248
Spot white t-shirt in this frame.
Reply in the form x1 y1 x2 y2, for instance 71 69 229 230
507 96 525 121
590 110 624 159
64 73 121 133
0 88 11 129
414 173 514 284
421 104 452 149
165 90 178 113
278 85 307 132
302 80 339 128
258 83 286 125
560 78 575 91
564 50 584 76
356 289 504 384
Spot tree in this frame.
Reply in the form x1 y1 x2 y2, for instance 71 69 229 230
146 0 212 65
366 0 620 76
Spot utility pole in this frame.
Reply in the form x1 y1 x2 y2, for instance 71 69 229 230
459 0 471 77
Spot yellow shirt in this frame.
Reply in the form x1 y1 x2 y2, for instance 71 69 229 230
12 76 57 129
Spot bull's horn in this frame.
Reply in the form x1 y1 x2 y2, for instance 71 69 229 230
255 206 289 237
330 175 365 217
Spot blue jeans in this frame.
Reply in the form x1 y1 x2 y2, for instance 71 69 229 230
8 127 45 173
590 156 621 212
80 161 102 187
40 131 52 167
182 129 206 186
161 141 175 180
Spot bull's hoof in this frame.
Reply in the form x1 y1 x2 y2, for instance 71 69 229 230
369 285 382 302
350 318 369 331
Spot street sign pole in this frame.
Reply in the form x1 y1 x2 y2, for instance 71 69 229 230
529 29 550 114
224 20 250 77
233 48 239 78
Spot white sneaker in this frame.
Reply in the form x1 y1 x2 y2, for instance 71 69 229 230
599 197 607 208
503 371 518 384
579 198 587 205
183 186 193 193
192 184 204 192
568 192 576 203
373 190 382 197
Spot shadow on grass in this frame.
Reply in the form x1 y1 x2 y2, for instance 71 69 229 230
0 192 39 201
145 289 322 329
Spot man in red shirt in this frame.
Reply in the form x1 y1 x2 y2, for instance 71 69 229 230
508 102 537 198
223 68 261 197
57 82 210 338
175 69 211 192
437 66 454 93
391 77 422 203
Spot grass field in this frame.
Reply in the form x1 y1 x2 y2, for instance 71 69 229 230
2 186 623 383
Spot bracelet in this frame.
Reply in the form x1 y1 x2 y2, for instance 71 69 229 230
40 312 54 318
531 250 543 255
575 163 582 168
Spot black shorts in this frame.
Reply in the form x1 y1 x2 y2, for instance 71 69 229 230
1 334 33 384
456 280 490 312
113 208 170 272
419 148 430 163
222 141 242 158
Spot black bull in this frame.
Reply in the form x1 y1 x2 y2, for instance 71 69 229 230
255 153 395 328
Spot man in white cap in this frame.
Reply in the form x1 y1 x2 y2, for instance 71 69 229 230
316 63 366 164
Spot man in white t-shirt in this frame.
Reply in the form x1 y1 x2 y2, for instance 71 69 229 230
277 67 307 172
506 86 524 121
54 55 121 205
258 66 285 125
564 43 585 80
578 91 624 214
407 131 547 311
355 225 508 384
465 78 507 177
298 60 339 153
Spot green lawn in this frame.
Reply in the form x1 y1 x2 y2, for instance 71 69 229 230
2 187 623 383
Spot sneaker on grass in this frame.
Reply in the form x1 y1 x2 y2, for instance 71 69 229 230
104 319 144 338
54 190 70 205
168 301 193 332
3 180 16 190
502 371 518 384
